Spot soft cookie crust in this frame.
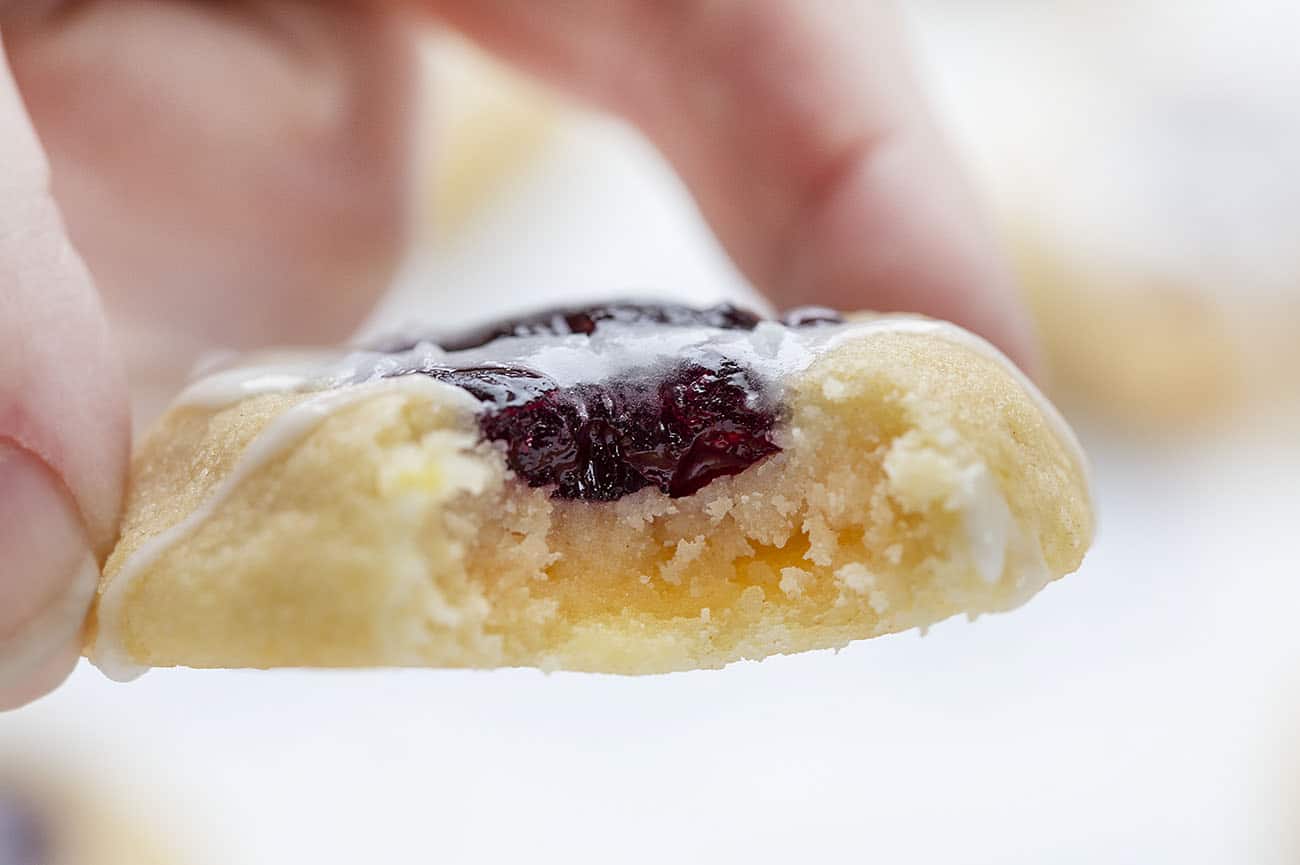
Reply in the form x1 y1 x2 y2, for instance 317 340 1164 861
87 322 1093 676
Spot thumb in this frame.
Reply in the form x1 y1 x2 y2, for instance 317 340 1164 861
0 31 128 708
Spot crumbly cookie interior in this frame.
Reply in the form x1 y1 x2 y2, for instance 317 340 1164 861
90 329 1092 675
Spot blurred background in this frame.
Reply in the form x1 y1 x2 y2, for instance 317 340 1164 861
4 1 1300 862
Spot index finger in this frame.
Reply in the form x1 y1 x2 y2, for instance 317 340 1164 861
421 0 1037 367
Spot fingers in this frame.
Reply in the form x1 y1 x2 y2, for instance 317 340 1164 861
3 2 421 413
0 445 100 708
0 34 128 708
422 0 1035 366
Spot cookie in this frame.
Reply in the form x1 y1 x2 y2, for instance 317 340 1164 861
86 303 1093 678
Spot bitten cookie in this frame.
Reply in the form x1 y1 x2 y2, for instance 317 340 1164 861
86 303 1094 679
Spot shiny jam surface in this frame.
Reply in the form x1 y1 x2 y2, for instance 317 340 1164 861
382 303 842 501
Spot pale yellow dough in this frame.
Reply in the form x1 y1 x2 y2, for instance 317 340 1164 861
87 327 1093 675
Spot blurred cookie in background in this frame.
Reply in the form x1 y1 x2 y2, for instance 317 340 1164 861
0 721 217 865
1014 241 1300 427
0 766 178 865
421 34 560 239
907 0 1300 428
0 787 48 865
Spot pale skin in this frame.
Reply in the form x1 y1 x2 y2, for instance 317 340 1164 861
0 0 1034 708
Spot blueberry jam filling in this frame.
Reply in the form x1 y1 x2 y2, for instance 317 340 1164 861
378 302 844 501
445 355 779 500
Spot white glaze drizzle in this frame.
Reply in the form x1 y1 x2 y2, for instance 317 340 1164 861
89 376 469 682
174 315 1086 468
91 314 1092 678
0 553 98 692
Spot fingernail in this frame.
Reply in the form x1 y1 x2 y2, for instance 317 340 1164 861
0 443 99 707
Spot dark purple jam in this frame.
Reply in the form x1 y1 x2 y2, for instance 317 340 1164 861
427 355 779 500
0 793 50 865
378 302 843 501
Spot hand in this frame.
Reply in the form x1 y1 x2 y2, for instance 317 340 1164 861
0 0 1033 708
